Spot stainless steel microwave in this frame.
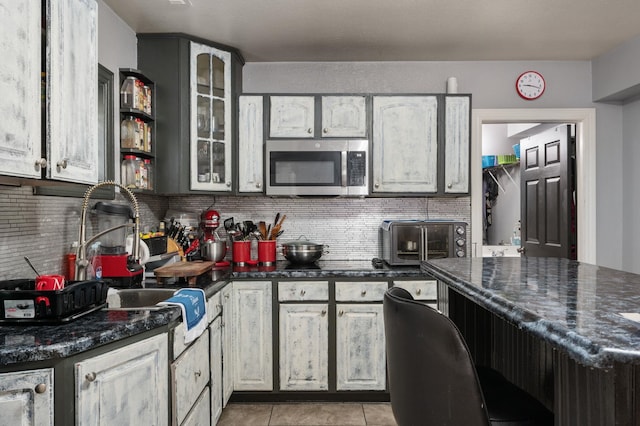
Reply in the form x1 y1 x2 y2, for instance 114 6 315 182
379 220 467 266
266 139 369 196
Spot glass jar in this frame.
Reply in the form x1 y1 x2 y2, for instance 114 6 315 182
121 155 138 188
120 76 136 108
120 117 136 148
144 159 153 190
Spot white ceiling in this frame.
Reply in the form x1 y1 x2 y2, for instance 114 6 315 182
103 0 640 63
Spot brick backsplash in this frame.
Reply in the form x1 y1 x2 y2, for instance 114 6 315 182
0 185 469 280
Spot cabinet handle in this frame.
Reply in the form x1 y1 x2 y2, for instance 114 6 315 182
34 383 47 394
361 290 367 296
307 128 312 134
57 159 68 170
321 310 327 316
338 310 344 316
300 289 306 296
416 288 422 295
35 158 47 169
85 372 97 382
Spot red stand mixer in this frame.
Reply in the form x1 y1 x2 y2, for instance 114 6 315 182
199 209 228 264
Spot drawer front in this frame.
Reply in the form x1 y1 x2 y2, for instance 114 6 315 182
278 281 329 301
393 280 437 301
172 330 210 425
207 291 222 322
335 281 388 302
181 386 210 426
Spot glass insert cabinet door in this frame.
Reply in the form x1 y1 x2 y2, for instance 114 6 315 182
190 41 232 191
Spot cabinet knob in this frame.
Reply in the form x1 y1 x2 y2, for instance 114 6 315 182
338 310 344 316
361 290 367 296
256 182 262 189
216 304 222 310
195 370 202 378
416 288 422 295
35 158 48 169
321 310 327 316
447 183 452 189
307 128 312 134
57 159 68 170
85 372 97 382
34 383 47 394
300 289 306 296
226 181 231 187
323 128 328 134
374 183 380 189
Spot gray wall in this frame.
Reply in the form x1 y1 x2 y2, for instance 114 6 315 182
242 61 626 270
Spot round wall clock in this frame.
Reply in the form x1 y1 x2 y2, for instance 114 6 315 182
516 71 545 100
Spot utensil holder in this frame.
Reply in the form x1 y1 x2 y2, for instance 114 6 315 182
258 240 277 265
232 241 251 265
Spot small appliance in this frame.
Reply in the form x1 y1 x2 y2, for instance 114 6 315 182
265 139 369 196
92 201 143 287
200 209 221 241
379 220 467 266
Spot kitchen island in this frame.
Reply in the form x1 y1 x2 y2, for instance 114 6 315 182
423 257 640 426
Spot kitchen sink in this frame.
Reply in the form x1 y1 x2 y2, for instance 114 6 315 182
105 288 177 310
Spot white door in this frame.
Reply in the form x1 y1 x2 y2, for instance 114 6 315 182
336 304 386 390
190 41 233 191
238 95 264 192
321 96 367 137
372 96 438 193
0 0 42 179
221 284 234 404
233 281 273 391
0 369 53 426
279 303 329 391
75 333 168 426
209 316 223 424
444 96 470 193
269 96 315 138
47 0 99 184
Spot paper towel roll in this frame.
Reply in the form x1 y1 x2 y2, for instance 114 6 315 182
447 77 458 94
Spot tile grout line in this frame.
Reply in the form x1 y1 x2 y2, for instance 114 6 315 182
267 403 274 426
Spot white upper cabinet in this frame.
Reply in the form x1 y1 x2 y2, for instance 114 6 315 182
321 96 367 137
372 96 439 193
269 96 315 138
0 0 98 184
190 41 233 191
238 95 264 192
0 0 42 179
444 96 470 194
47 0 98 184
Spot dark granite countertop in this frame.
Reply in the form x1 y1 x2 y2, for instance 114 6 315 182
423 257 640 368
0 260 422 367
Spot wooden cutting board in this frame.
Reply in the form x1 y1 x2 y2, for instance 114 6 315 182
154 261 214 285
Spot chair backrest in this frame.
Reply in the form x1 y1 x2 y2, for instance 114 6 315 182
383 286 491 426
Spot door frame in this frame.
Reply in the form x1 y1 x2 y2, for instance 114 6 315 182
471 108 596 264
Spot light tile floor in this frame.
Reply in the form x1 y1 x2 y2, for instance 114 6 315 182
217 402 398 426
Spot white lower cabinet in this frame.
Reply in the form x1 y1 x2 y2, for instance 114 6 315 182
221 284 234 404
0 368 53 426
336 304 386 390
335 281 387 391
232 281 273 391
210 316 223 424
171 329 210 426
75 333 168 426
181 386 210 426
393 279 438 309
279 303 329 391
